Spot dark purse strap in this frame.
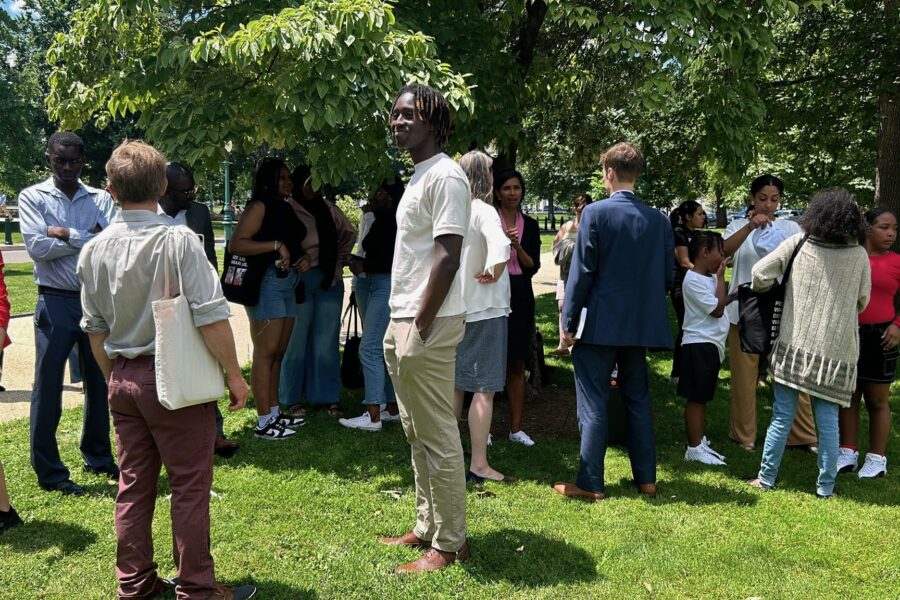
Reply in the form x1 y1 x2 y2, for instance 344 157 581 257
343 291 359 338
780 235 808 288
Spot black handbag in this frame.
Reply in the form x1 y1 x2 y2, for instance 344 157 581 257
220 248 266 306
738 235 807 354
340 292 365 390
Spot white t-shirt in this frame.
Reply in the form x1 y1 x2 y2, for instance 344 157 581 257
460 199 511 323
389 153 470 318
724 217 801 324
682 269 730 361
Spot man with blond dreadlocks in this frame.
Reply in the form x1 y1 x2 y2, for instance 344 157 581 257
377 84 472 572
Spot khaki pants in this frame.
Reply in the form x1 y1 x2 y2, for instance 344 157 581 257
727 325 817 446
384 315 466 552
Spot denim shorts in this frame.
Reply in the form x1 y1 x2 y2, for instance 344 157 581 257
245 265 298 322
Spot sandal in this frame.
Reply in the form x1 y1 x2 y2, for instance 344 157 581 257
327 404 343 417
286 404 308 417
549 347 570 356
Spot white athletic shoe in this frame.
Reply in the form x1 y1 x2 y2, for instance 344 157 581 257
858 453 887 479
700 436 726 461
684 444 727 466
379 410 401 423
509 430 535 446
836 447 859 473
338 413 382 432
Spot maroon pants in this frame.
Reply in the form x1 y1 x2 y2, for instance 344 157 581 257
108 355 216 600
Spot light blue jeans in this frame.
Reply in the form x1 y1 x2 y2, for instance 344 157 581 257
279 268 344 406
355 274 395 406
759 382 837 496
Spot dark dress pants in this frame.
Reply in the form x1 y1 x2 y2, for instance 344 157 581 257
30 291 114 487
572 343 656 493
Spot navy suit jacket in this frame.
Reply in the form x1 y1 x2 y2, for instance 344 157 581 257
184 202 217 270
561 190 674 348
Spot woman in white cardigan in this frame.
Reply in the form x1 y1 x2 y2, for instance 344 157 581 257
454 150 513 483
748 189 870 498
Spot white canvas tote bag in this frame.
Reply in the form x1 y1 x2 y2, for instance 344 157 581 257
152 230 224 410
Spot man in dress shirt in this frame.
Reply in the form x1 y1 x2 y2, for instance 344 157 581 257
18 131 118 496
79 139 254 600
159 162 239 458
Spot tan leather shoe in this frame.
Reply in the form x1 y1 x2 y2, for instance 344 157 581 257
394 543 470 573
214 435 239 458
208 583 257 599
378 531 430 549
637 482 657 497
552 482 606 501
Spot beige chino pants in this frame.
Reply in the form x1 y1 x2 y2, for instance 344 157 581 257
384 315 467 553
727 325 817 446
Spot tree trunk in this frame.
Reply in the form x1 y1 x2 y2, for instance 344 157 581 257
715 184 727 229
495 1 548 171
876 0 900 249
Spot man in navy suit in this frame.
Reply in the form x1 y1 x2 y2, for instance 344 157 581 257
554 142 673 500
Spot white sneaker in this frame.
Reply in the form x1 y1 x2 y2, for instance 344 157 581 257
701 436 726 461
858 453 887 479
338 413 382 432
836 447 858 473
509 430 535 446
684 444 727 466
379 410 401 423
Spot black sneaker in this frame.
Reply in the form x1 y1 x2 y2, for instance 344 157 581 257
253 420 296 441
274 411 306 429
0 506 22 534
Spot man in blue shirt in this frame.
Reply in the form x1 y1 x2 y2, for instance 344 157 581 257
19 131 119 496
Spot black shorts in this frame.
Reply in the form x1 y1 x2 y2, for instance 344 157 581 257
677 343 721 403
857 322 899 384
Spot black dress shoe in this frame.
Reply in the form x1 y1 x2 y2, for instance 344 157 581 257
0 506 23 534
41 479 86 496
84 463 120 480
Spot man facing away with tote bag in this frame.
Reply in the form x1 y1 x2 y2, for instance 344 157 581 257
77 140 255 600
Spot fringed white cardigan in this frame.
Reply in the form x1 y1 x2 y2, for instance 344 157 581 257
751 233 871 406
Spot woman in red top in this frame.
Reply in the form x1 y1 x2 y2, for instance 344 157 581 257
837 207 898 478
0 248 21 534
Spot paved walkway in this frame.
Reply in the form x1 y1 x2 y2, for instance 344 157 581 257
0 251 561 424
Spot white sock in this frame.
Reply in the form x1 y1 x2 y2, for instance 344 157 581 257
269 406 280 418
257 415 271 428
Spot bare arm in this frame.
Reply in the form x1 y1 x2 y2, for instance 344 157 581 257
227 202 291 266
674 246 693 269
710 261 732 318
723 214 772 257
88 332 114 381
416 234 463 338
198 320 249 411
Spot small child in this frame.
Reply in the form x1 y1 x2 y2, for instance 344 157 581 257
678 231 733 465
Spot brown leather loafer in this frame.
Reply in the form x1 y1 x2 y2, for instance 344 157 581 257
214 435 239 458
378 530 430 549
552 482 605 501
637 482 657 497
394 543 470 573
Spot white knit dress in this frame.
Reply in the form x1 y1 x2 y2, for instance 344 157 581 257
751 234 871 406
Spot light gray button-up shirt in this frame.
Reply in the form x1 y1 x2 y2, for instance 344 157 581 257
78 210 231 359
19 177 117 291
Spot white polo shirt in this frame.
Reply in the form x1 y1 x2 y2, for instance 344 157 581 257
389 153 470 318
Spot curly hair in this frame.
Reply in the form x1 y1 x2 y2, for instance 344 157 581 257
799 188 865 244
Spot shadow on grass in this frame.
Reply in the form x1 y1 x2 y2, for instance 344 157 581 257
466 528 598 587
604 477 759 506
0 519 97 559
246 580 319 600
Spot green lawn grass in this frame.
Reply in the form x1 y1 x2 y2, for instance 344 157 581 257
5 261 37 315
1 293 898 599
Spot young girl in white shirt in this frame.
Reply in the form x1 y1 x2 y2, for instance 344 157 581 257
678 231 733 466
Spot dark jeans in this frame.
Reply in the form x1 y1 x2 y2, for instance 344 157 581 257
30 291 114 486
572 344 656 493
109 355 217 600
669 287 685 378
